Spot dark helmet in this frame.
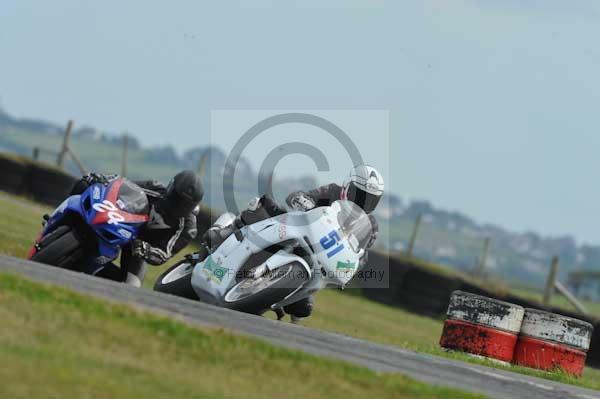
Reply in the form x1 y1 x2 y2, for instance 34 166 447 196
163 170 204 218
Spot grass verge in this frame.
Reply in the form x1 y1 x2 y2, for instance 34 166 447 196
0 272 485 399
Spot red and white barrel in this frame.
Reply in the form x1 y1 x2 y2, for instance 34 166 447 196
440 291 525 364
513 309 594 376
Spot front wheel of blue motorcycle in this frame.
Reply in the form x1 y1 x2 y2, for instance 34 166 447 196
31 225 84 271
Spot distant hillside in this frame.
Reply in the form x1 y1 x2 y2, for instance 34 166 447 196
2 106 599 290
378 199 600 288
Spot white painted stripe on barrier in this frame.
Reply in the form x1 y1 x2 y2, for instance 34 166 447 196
447 291 525 333
520 309 593 351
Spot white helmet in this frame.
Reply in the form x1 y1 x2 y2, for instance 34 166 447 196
342 165 384 213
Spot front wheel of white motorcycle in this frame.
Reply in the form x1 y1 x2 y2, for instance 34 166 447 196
154 260 199 300
223 262 309 315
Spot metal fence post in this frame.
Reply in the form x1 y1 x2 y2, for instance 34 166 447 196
198 151 209 178
57 120 73 168
554 280 589 315
475 237 491 279
543 256 559 306
407 213 422 258
121 135 129 177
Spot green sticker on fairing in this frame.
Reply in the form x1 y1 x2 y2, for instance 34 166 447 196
203 256 229 283
336 260 356 270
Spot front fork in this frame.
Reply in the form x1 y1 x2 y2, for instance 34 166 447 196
26 214 51 260
184 244 211 264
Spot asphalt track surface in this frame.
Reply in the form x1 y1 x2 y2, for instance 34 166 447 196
1 255 599 399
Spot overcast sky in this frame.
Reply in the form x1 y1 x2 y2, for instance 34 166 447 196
2 1 600 243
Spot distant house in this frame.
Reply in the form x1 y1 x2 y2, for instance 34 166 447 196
74 126 99 140
567 270 600 301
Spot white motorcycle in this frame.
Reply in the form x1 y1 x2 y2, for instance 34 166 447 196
154 200 372 316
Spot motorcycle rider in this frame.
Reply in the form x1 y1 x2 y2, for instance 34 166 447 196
205 164 384 321
69 170 203 287
283 164 384 321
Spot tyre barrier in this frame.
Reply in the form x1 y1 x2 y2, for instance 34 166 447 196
513 309 594 376
361 252 600 368
440 291 525 363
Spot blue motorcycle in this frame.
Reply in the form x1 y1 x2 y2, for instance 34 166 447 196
27 177 150 281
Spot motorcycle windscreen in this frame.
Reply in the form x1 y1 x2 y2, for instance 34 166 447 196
334 200 373 253
117 180 150 215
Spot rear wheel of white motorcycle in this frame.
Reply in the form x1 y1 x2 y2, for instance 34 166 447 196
31 225 85 270
223 262 308 315
154 259 199 300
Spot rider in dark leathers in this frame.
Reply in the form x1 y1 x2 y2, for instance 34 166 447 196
281 180 381 320
70 170 203 287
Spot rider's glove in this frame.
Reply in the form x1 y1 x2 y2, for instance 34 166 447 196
247 197 261 211
131 239 152 259
359 251 369 269
289 192 316 212
366 214 378 249
184 251 205 264
131 239 169 265
83 172 116 186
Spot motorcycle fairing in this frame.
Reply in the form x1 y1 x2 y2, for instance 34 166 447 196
191 204 362 307
40 178 149 263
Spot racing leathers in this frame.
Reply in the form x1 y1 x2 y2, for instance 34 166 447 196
70 173 198 287
283 184 379 320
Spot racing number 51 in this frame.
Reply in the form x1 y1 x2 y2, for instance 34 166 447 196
320 230 344 258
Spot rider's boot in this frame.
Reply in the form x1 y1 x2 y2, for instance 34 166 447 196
121 250 147 288
274 307 286 321
284 296 314 324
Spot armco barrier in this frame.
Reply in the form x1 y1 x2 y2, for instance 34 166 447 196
26 163 77 205
0 153 77 207
0 153 33 195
